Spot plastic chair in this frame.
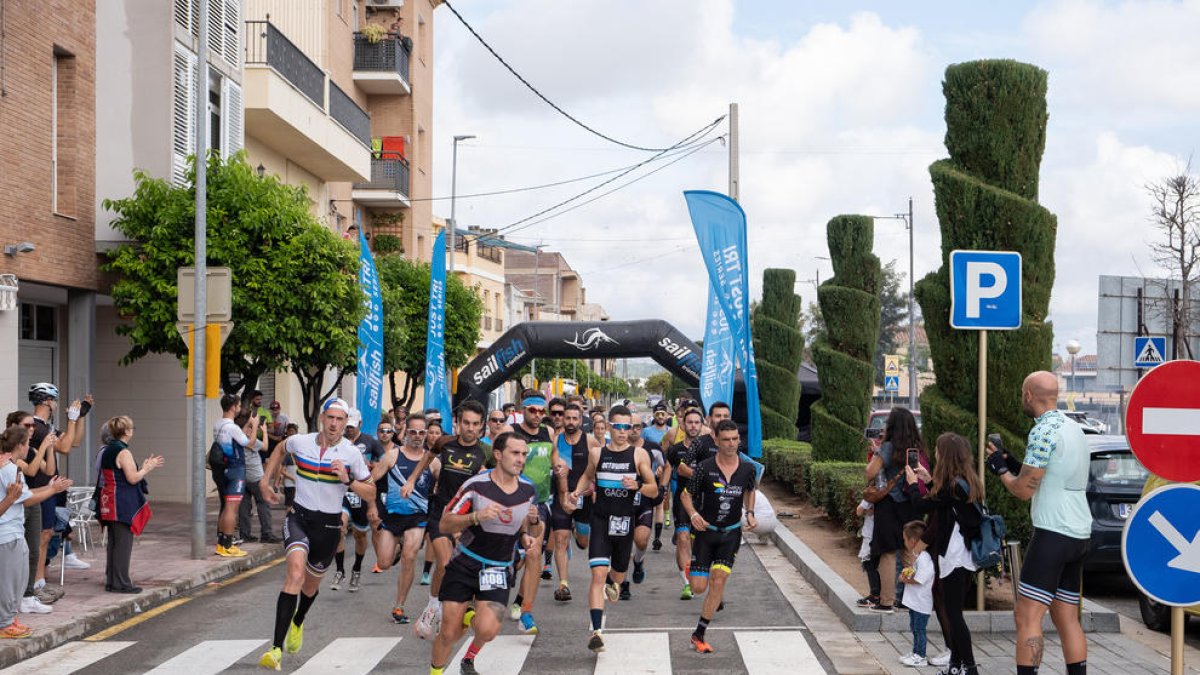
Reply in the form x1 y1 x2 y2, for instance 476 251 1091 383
65 487 98 552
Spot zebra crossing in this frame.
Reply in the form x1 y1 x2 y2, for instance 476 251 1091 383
0 629 823 674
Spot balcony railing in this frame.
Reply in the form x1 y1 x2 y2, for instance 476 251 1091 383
353 34 411 85
246 21 325 107
478 243 502 264
445 236 469 254
354 157 410 195
329 82 371 146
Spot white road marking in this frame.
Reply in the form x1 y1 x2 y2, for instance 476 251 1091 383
1143 407 1200 435
594 632 672 674
143 639 266 674
0 641 134 674
735 630 821 674
291 637 401 674
445 634 535 675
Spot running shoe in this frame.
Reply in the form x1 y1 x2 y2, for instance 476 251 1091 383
284 621 304 653
588 630 605 653
19 596 51 614
392 606 410 624
554 583 572 602
604 581 620 603
632 560 645 584
348 571 361 592
869 604 895 614
329 571 345 590
227 545 249 557
508 602 521 620
690 634 714 653
415 601 441 640
63 553 90 569
459 659 480 675
855 595 880 608
680 583 693 600
463 608 476 629
258 647 282 671
652 538 662 551
214 544 246 558
519 611 538 634
540 563 552 580
930 651 952 667
372 563 382 573
420 570 432 586
36 587 64 604
232 536 244 546
899 653 928 667
619 583 631 601
0 623 32 639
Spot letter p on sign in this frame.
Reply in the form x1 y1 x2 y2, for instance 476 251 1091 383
950 250 1022 330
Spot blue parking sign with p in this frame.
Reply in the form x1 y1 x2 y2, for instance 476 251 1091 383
949 250 1022 330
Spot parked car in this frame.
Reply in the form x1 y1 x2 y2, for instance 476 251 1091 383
1083 435 1148 573
1137 473 1200 631
1064 410 1108 434
864 409 921 440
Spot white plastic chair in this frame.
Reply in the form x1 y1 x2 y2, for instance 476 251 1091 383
65 487 98 552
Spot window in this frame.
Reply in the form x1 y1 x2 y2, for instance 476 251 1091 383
19 304 57 342
209 75 222 155
173 0 240 71
220 77 243 156
52 48 77 216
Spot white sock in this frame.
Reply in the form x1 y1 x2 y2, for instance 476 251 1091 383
680 571 689 585
633 546 646 564
33 578 45 591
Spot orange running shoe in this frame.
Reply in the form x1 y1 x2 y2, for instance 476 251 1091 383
690 633 713 653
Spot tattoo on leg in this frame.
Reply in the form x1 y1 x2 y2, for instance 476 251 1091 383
1025 636 1044 666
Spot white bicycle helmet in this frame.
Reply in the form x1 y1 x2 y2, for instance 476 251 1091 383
28 382 59 405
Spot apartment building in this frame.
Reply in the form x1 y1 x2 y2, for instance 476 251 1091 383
0 0 98 485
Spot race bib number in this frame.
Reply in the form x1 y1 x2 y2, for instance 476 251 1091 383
608 515 631 537
345 492 362 508
478 566 508 591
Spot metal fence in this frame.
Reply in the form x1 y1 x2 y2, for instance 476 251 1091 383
354 157 410 196
353 34 411 88
245 21 325 107
329 82 371 146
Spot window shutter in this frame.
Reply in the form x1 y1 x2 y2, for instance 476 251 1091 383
221 78 243 156
174 0 197 35
222 0 240 69
207 0 224 63
172 45 197 184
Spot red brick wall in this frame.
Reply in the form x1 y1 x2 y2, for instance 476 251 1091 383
0 1 97 290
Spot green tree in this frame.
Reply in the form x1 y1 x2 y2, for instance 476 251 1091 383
810 215 882 462
375 255 483 408
753 268 805 439
102 153 365 427
914 60 1057 543
873 260 910 386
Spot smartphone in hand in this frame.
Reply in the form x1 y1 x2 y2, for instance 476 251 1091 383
906 448 919 469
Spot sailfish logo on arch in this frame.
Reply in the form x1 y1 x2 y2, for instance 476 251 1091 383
565 328 619 351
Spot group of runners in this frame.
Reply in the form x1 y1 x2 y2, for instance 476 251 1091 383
249 392 760 674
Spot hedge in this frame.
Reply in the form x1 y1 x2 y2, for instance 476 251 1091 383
754 268 805 439
913 60 1055 545
762 440 866 534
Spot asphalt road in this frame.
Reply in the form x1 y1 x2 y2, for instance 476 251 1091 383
1084 571 1200 648
5 532 830 674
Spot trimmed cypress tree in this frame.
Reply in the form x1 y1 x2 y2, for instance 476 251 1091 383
914 60 1057 543
811 216 882 462
753 268 805 439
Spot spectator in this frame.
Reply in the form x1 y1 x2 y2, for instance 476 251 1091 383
96 416 162 593
863 407 925 612
854 499 879 608
0 426 71 636
502 402 520 427
898 520 936 668
213 393 258 557
237 410 277 544
391 405 409 430
266 401 290 453
590 412 608 446
906 432 984 675
279 423 300 508
246 390 270 422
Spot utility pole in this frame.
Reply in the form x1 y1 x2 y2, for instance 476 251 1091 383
728 103 739 201
907 197 917 410
191 0 210 560
449 134 475 274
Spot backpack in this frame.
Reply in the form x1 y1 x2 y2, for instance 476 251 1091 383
954 478 1006 569
207 420 236 470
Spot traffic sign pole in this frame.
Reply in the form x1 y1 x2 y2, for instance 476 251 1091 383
976 329 987 611
1172 606 1184 675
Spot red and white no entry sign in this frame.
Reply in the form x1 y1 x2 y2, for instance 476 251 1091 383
1126 359 1200 483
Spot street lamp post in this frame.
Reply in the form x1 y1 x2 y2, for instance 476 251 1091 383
814 255 830 287
868 199 917 410
448 134 475 274
1067 340 1081 394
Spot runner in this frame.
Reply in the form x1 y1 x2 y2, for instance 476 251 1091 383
330 410 384 592
623 417 668 600
412 402 491 640
590 412 608 447
370 413 434 624
665 406 710 599
549 402 600 602
680 419 757 654
480 408 511 450
539 398 568 580
213 393 260 558
369 418 399 574
429 432 538 675
257 398 374 671
641 401 672 446
566 405 658 653
505 390 566 635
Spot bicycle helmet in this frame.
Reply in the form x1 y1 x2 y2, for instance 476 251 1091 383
28 382 59 405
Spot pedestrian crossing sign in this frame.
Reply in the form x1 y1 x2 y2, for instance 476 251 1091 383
1134 336 1166 369
884 375 900 392
884 355 900 376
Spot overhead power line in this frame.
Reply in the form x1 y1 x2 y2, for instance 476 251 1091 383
441 0 724 153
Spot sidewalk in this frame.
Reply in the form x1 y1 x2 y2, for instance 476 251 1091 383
0 498 282 669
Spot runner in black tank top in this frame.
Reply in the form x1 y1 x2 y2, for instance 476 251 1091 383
548 403 598 602
565 405 658 654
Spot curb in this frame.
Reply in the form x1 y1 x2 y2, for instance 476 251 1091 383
0 545 282 669
767 525 1121 634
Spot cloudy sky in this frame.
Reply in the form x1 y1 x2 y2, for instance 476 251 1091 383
430 0 1200 357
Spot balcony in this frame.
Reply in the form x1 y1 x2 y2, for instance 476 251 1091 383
244 20 371 182
352 34 411 96
352 157 411 207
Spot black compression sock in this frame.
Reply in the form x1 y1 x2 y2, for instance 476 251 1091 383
274 592 297 649
1066 662 1086 675
219 533 232 548
1017 667 1038 675
654 523 663 540
513 594 523 608
293 591 318 626
590 608 604 631
694 616 710 640
423 560 433 575
353 552 364 572
334 550 345 573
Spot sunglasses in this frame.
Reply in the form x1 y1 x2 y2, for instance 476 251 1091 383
549 410 564 416
407 429 427 436
21 423 34 429
378 428 395 434
488 418 505 423
610 423 633 431
525 407 545 414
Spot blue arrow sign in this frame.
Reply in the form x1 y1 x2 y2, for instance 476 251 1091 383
1123 483 1200 607
1133 336 1166 368
949 250 1022 330
883 375 900 392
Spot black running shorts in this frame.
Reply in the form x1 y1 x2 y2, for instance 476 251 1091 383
379 512 427 536
1018 527 1090 606
690 528 742 577
588 512 635 573
283 505 343 576
439 556 513 606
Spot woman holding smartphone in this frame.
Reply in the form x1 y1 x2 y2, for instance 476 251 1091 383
862 406 924 613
